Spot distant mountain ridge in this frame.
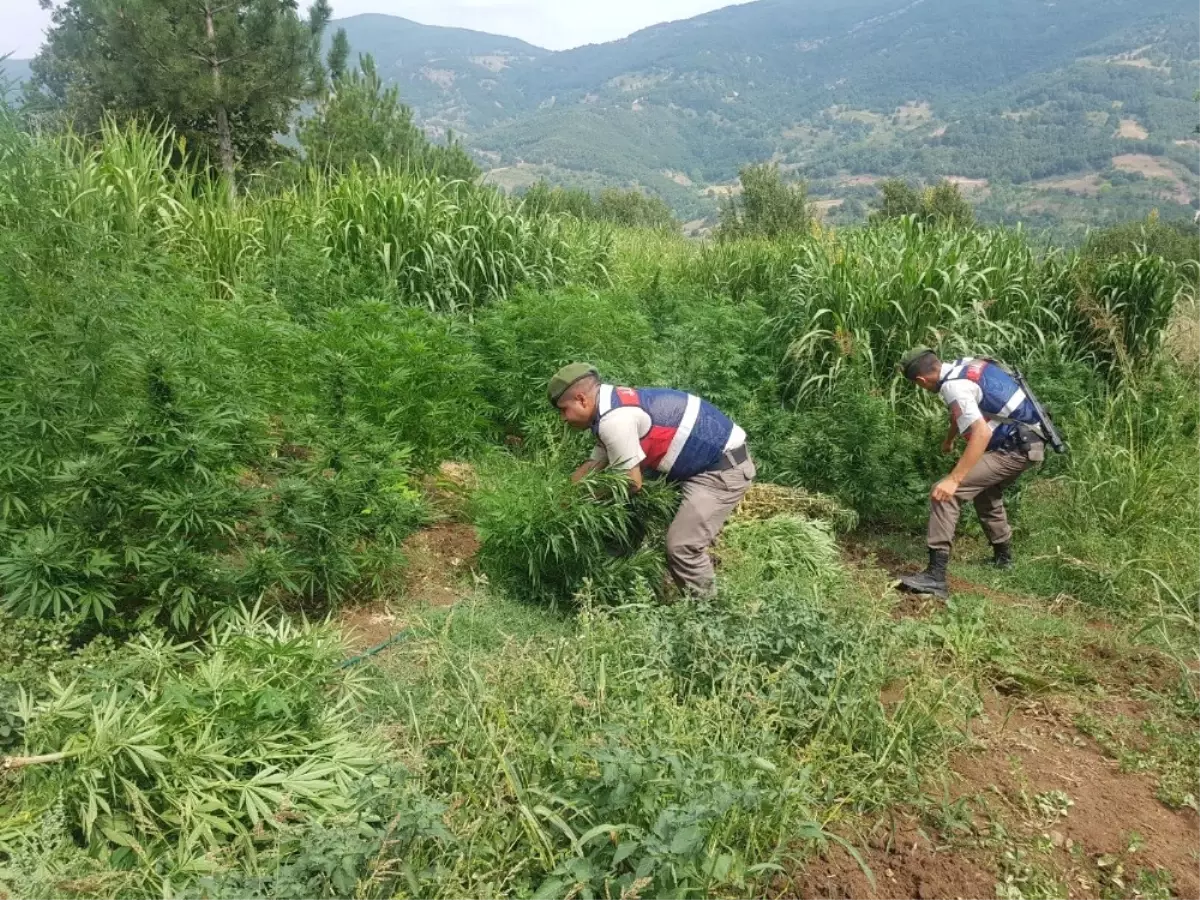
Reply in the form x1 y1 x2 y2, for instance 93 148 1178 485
5 1 1197 235
329 1 1198 232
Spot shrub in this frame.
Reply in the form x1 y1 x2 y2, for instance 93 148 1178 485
718 163 811 241
646 280 775 421
871 178 975 227
306 300 493 467
474 287 659 431
756 378 941 525
2 606 378 896
472 458 675 606
0 224 425 633
519 181 678 231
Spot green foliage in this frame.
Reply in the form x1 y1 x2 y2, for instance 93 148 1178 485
472 458 675 606
768 221 1070 399
872 179 976 227
1 605 377 897
474 287 657 429
718 163 811 242
314 167 611 314
520 180 678 230
756 378 939 525
1083 217 1200 268
1019 375 1199 611
349 514 951 899
307 300 493 466
28 0 332 179
299 53 480 181
1077 253 1189 378
1 104 1198 900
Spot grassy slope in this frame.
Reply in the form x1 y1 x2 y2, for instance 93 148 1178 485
0 112 1195 896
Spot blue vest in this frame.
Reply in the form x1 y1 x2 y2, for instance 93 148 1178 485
940 359 1042 452
591 385 735 481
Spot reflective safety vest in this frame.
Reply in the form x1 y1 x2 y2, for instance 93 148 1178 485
940 358 1043 451
591 385 735 481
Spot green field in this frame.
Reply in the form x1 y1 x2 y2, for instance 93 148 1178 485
0 115 1197 900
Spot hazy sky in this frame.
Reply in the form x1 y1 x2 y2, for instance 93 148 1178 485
3 0 751 58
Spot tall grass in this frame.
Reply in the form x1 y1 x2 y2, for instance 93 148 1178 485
346 517 959 900
0 119 612 310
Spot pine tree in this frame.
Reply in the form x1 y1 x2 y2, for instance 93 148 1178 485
300 52 479 181
29 0 332 191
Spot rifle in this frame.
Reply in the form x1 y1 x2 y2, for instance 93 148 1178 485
1011 366 1067 454
984 359 1068 455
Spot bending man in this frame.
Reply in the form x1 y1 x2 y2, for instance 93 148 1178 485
548 363 755 598
897 348 1046 598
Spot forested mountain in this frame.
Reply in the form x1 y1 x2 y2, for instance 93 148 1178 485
330 0 1200 232
4 0 1196 234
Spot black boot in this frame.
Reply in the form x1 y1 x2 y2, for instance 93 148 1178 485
898 548 950 599
989 541 1013 570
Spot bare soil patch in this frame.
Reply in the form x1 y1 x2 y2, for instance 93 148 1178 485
894 101 933 128
791 815 996 899
470 54 511 72
420 67 456 89
813 198 845 217
792 690 1198 900
839 174 885 187
1110 57 1170 73
1115 118 1148 140
946 175 989 194
954 695 1199 899
1034 173 1104 196
1111 154 1194 204
339 523 479 652
702 182 741 198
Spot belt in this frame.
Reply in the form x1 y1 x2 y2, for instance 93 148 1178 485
712 443 750 472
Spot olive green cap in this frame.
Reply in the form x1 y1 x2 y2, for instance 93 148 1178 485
548 363 599 406
899 346 936 380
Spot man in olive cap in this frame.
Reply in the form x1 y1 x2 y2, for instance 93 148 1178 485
896 347 1047 598
548 363 755 598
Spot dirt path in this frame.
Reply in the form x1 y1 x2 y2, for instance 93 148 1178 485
338 522 479 652
797 537 1200 899
796 690 1198 899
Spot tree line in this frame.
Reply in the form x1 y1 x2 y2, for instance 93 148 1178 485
22 0 479 188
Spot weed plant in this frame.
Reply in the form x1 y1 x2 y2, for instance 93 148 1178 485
473 287 659 432
473 457 676 606
0 605 378 898
345 516 958 899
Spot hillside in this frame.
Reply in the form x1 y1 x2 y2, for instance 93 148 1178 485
6 0 1197 234
337 1 1198 233
329 14 547 137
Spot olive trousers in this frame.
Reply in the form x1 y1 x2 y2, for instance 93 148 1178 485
666 453 756 597
927 446 1040 553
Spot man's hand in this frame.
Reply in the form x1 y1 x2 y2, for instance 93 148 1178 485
571 460 600 483
931 476 960 503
